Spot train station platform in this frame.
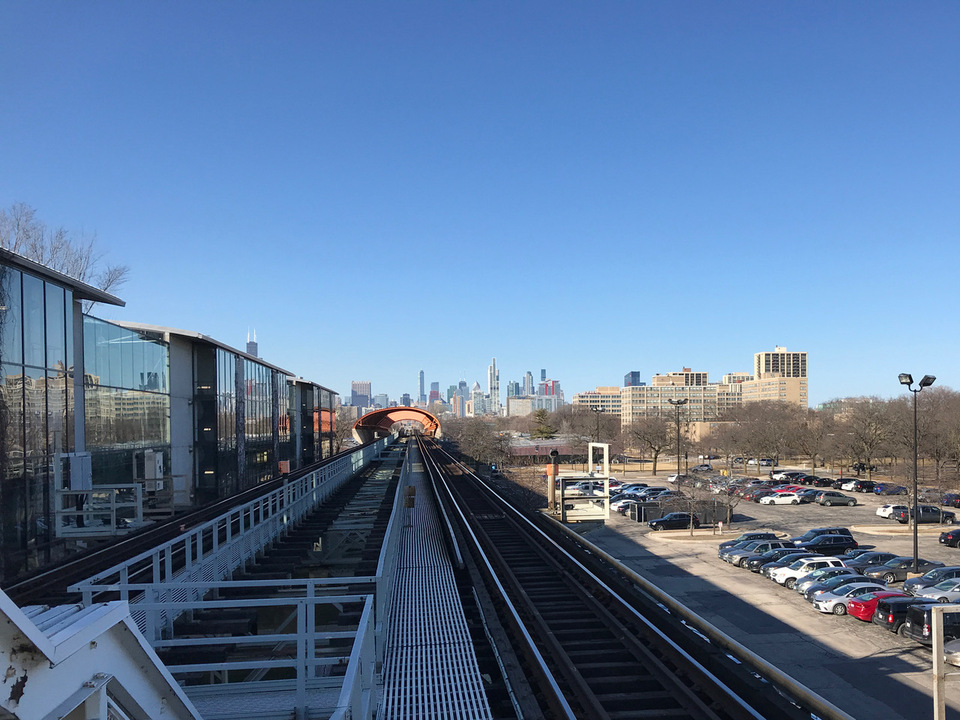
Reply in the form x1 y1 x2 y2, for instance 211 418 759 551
378 443 493 720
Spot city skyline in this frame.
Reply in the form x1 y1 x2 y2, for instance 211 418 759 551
3 4 959 410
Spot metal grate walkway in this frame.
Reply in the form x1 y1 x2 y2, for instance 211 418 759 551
379 448 492 720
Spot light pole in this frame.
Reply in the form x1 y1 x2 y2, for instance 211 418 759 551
899 373 936 574
592 407 602 443
667 398 688 478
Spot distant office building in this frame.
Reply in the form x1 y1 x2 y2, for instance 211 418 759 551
541 369 546 382
447 385 456 401
651 368 708 386
246 330 258 358
418 370 425 404
487 358 500 415
400 393 411 406
470 381 485 416
538 379 561 397
624 371 643 387
618 347 808 428
373 393 389 408
506 381 520 398
507 395 562 417
351 380 371 408
572 387 622 414
523 371 534 396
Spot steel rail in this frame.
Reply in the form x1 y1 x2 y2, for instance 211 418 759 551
418 438 578 720
423 438 768 720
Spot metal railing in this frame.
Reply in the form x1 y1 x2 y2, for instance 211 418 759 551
70 438 391 610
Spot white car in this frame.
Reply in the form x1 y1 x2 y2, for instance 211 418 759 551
915 579 960 604
770 556 847 587
811 583 887 615
759 492 802 505
876 504 908 518
840 480 857 491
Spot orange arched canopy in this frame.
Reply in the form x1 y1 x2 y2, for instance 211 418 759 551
353 407 441 443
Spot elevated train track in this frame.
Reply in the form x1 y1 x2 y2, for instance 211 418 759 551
419 436 851 720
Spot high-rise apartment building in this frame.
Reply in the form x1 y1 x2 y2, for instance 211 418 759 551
755 346 807 379
488 358 500 415
350 380 371 408
506 381 520 397
523 371 534 396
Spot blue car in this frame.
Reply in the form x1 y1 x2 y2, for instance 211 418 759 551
874 483 908 496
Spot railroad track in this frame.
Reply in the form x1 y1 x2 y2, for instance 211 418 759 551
419 437 827 720
4 446 364 606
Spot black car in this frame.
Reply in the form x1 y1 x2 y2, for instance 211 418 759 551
852 480 876 493
841 551 900 574
903 566 960 595
941 529 960 548
900 603 960 646
893 505 957 525
811 476 836 487
852 462 878 473
744 547 808 573
794 534 859 556
790 527 853 545
943 494 960 509
648 512 700 531
872 596 925 635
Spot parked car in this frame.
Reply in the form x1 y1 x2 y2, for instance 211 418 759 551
771 556 847 589
795 567 860 595
811 476 837 487
900 603 960 646
745 489 776 502
691 464 713 473
794 534 859 556
874 483 908 496
796 489 821 503
847 591 911 622
725 540 795 567
877 504 908 519
796 474 819 485
759 492 804 505
744 547 810 573
942 493 960 509
872 595 926 635
648 512 699 531
840 551 900 574
817 491 857 507
852 480 876 493
790 527 853 546
851 462 878 473
914 579 960 604
893 505 957 525
940 529 960 548
903 566 960 595
718 531 780 552
863 557 946 584
812 582 889 615
805 573 885 602
760 553 821 578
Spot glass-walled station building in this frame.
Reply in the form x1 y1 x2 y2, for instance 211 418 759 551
0 249 337 586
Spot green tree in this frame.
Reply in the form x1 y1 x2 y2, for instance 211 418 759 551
530 409 556 439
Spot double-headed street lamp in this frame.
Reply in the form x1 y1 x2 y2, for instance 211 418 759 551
899 372 936 574
667 398 688 478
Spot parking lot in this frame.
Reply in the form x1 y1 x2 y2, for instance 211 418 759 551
587 470 960 720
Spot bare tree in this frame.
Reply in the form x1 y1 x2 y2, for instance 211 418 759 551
626 416 671 475
0 202 129 309
791 407 835 473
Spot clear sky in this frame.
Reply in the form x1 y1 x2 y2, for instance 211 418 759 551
2 2 958 407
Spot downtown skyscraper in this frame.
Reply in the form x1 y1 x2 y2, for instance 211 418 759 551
487 357 500 415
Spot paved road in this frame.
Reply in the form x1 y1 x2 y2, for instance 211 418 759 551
586 473 960 720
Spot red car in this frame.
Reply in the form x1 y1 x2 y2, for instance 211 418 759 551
847 591 910 622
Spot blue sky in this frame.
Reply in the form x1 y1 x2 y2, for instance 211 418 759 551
2 2 958 407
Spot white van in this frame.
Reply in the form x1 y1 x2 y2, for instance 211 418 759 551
771 556 847 589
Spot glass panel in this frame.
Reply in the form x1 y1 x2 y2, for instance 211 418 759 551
64 289 73 373
107 322 121 388
22 274 44 368
0 268 22 365
44 283 66 371
24 365 46 466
